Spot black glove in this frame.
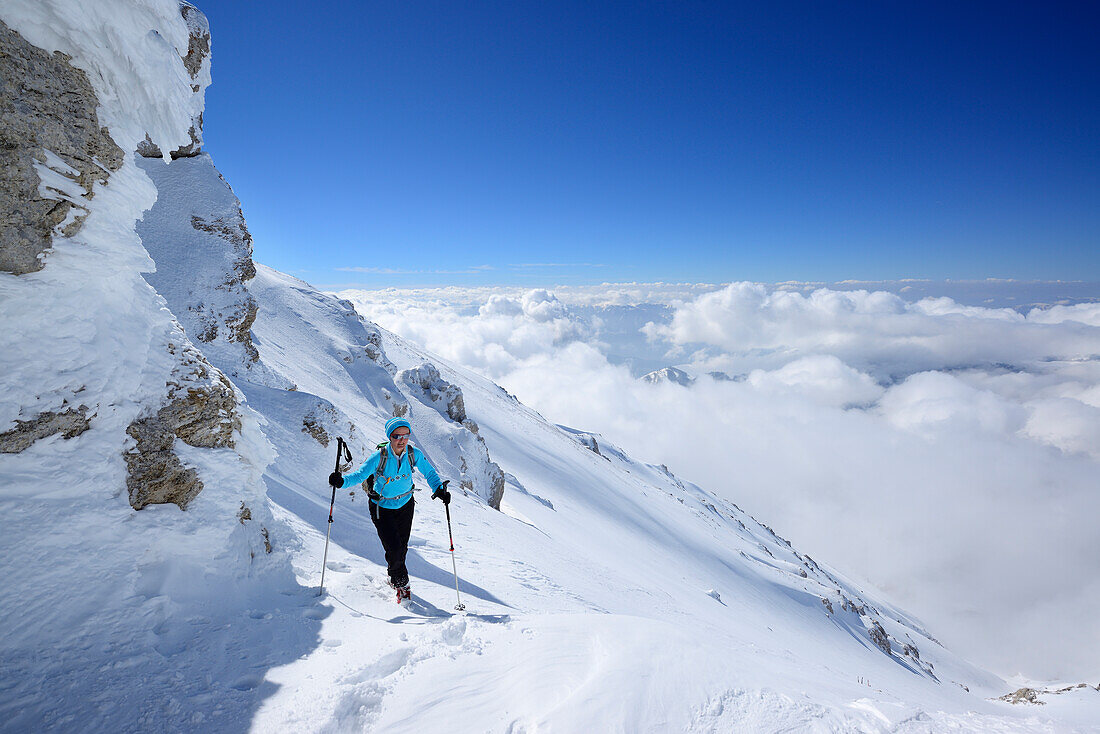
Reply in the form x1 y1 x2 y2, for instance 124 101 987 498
432 485 451 505
328 471 344 488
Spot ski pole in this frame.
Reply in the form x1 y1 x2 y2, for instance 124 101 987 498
319 437 352 596
440 481 465 611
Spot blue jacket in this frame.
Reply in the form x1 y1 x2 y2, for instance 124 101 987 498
343 444 443 510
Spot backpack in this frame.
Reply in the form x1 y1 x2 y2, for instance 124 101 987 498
365 442 417 501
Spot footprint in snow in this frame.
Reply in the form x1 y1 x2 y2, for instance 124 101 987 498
325 561 351 572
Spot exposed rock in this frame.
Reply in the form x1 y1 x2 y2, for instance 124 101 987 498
997 683 1100 705
486 463 505 509
125 415 202 511
136 123 201 160
125 343 240 510
820 597 834 614
381 388 409 418
398 363 468 425
999 688 1044 705
575 433 603 456
0 405 91 453
179 3 211 79
840 595 866 616
237 502 252 523
188 212 260 362
868 620 891 655
0 20 124 274
302 414 330 447
363 326 397 373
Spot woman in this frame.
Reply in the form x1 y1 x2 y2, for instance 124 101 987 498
328 417 450 602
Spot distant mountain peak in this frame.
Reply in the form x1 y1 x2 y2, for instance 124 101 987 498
642 366 695 386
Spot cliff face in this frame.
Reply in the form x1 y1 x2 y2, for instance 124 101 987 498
0 19 124 275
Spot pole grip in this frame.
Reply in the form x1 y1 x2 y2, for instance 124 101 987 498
334 437 345 473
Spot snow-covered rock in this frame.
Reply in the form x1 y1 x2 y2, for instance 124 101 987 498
137 153 265 378
136 2 209 160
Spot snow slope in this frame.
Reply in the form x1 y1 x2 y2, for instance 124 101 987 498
2 1 1098 731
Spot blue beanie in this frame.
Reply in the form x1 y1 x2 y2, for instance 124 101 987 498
385 416 411 438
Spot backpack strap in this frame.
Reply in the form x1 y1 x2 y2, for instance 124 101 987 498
366 444 388 501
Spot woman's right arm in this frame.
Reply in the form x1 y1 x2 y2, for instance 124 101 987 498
341 449 380 487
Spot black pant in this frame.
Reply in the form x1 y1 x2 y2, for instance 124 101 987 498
370 498 415 587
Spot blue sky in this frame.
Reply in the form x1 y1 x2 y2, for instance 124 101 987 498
200 1 1099 287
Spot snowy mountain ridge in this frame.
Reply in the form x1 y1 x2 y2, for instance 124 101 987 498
1 1 1098 731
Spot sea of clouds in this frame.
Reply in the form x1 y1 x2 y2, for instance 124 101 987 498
338 281 1100 680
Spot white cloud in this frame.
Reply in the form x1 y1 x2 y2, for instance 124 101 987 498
744 355 884 408
339 281 1100 679
644 282 1100 379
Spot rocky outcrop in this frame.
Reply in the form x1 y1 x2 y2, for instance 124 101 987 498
0 404 92 453
868 620 891 655
188 211 260 363
363 325 398 374
398 363 475 431
577 433 602 456
302 404 339 448
397 362 505 509
125 342 240 510
998 683 1100 706
179 3 211 80
0 20 124 274
459 451 506 510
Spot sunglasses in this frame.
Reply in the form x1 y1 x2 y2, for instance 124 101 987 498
390 432 411 441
